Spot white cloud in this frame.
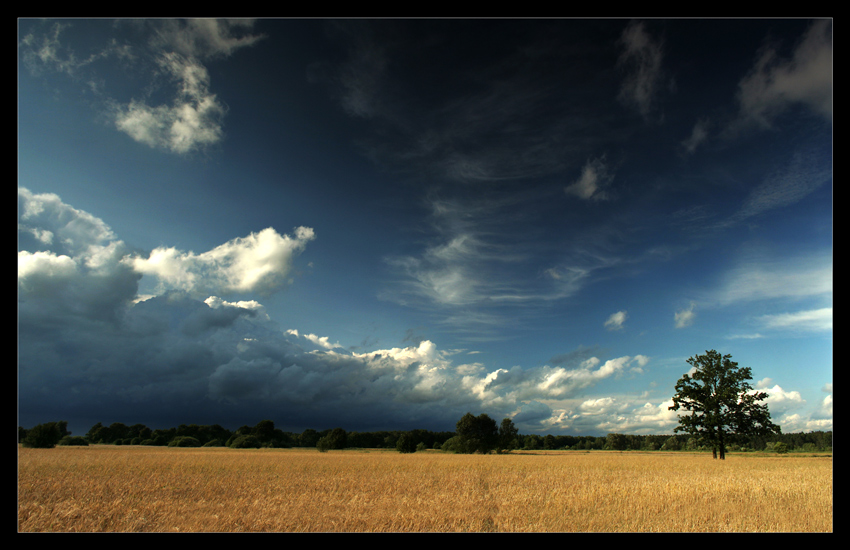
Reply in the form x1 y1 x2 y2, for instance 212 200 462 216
148 19 265 60
736 20 832 127
757 307 832 333
755 382 805 414
287 329 342 350
674 301 696 328
21 19 264 155
713 253 832 306
604 310 628 331
125 226 315 296
111 53 226 154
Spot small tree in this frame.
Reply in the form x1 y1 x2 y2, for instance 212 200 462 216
455 412 498 454
21 422 69 448
316 436 332 453
669 350 780 460
396 433 417 454
498 417 519 452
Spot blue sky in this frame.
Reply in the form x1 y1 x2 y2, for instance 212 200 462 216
18 19 832 437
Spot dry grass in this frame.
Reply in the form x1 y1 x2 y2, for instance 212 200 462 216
18 446 832 532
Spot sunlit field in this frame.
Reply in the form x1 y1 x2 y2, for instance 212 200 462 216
18 446 832 532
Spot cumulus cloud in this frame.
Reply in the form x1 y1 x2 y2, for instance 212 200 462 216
148 19 265 60
604 310 628 331
110 52 227 154
124 226 315 296
736 20 832 127
755 380 805 415
674 301 696 329
18 188 140 323
20 19 264 154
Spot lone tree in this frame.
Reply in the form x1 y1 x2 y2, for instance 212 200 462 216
669 350 780 459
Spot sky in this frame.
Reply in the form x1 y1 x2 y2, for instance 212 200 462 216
18 19 832 438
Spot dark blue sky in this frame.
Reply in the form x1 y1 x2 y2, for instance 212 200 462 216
18 19 831 437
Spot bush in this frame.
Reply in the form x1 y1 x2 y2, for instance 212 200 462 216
773 441 789 454
396 433 416 454
57 435 89 446
316 435 332 453
202 439 225 447
228 435 262 449
21 422 66 448
168 436 202 447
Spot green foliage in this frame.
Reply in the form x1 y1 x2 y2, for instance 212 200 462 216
57 435 89 446
326 427 348 450
773 441 789 454
316 435 332 453
21 421 69 448
440 436 463 453
228 435 262 449
670 350 780 460
498 418 519 452
606 433 627 451
168 436 202 447
396 433 417 454
454 412 499 454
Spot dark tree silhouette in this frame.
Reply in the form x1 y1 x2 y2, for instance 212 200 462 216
670 350 780 459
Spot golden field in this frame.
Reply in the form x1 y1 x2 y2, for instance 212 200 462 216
18 446 832 532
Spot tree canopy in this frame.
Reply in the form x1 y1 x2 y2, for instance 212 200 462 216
669 350 780 459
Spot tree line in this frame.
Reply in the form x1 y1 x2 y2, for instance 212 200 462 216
17 416 831 454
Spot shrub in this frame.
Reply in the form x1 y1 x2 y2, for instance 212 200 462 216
21 422 65 448
168 436 202 447
57 436 89 446
203 439 224 447
228 435 261 449
316 435 332 453
396 433 416 454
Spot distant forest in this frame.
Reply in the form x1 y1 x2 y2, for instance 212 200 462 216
18 419 832 454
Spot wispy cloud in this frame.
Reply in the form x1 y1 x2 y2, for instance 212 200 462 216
565 156 614 201
681 118 710 155
736 19 832 128
712 252 832 306
756 307 832 333
617 21 669 122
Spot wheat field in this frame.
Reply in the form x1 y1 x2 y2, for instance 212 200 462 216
18 446 832 532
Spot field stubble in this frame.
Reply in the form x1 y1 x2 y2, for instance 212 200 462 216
18 446 832 532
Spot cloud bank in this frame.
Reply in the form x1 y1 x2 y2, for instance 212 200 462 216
19 188 667 434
